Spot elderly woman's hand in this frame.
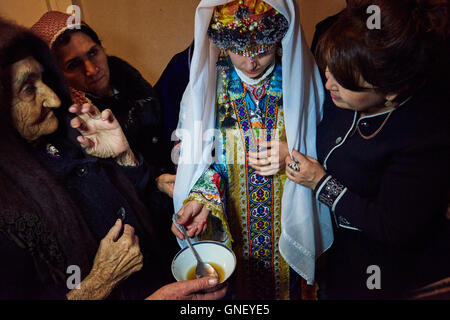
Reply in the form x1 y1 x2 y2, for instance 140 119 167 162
69 103 137 166
66 219 143 300
285 149 327 190
145 277 228 300
248 140 289 176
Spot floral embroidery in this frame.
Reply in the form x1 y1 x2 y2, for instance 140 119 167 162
186 58 288 299
190 168 224 208
318 176 346 208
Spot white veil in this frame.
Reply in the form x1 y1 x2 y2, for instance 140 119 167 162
173 0 333 284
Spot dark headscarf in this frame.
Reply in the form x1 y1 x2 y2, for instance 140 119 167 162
0 17 98 287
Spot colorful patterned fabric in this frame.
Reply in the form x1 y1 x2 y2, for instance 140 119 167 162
188 57 289 299
175 1 329 295
213 0 274 27
208 0 288 54
186 166 231 246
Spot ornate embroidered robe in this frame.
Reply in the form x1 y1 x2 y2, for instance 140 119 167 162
185 58 291 299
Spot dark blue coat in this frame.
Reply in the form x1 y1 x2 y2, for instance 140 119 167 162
154 42 194 140
315 87 450 299
0 135 176 300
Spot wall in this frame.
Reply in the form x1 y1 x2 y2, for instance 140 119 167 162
78 0 199 85
0 0 48 27
0 0 73 27
0 0 346 84
299 0 346 45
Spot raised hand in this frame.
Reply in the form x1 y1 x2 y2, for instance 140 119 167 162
69 103 135 165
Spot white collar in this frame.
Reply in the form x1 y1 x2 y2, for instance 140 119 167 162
234 62 275 87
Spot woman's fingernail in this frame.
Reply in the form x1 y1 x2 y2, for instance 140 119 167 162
209 278 218 285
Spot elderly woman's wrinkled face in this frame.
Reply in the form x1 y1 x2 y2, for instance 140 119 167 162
227 46 277 79
55 32 111 98
10 56 61 142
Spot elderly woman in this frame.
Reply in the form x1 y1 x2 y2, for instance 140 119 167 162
31 11 177 257
172 0 329 299
0 17 226 300
285 0 450 299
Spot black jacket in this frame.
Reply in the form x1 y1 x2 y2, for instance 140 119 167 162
315 88 450 299
154 42 194 140
0 135 175 300
86 56 174 178
38 136 177 299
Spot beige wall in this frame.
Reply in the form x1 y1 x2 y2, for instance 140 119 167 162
300 0 347 45
0 0 346 84
0 0 73 26
78 0 199 85
0 0 48 27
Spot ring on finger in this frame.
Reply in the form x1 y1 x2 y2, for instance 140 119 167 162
288 162 300 172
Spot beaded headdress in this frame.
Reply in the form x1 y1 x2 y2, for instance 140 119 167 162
208 0 288 57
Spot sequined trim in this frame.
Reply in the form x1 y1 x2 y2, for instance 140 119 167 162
184 192 232 247
185 167 232 247
216 59 289 299
317 175 347 209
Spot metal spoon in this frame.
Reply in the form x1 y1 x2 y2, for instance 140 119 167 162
172 214 219 279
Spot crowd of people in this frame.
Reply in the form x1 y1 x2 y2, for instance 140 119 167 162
0 0 448 300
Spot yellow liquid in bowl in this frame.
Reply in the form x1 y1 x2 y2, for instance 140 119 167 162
186 262 226 283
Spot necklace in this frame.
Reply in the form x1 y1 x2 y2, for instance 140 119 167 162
357 109 394 140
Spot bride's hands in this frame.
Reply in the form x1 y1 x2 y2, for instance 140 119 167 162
248 140 289 176
171 200 210 239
